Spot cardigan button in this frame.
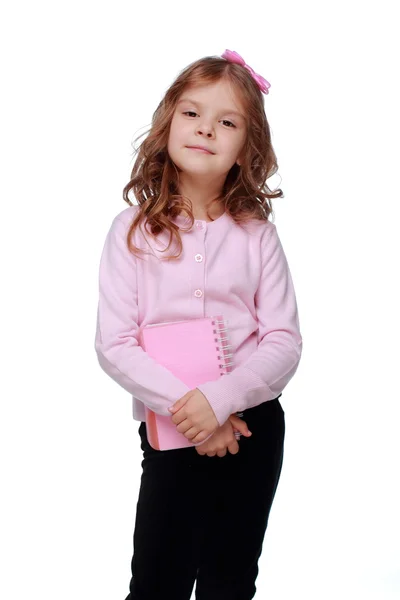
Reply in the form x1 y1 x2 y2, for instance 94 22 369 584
195 254 203 262
194 289 203 298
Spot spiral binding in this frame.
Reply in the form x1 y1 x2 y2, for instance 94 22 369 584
211 316 243 440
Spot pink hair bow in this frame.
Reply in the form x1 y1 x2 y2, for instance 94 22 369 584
221 49 271 94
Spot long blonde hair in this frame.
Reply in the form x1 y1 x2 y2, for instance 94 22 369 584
122 54 283 259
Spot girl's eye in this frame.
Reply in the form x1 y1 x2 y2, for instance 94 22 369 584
182 112 236 128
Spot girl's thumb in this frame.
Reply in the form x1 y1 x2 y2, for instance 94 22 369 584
229 414 252 436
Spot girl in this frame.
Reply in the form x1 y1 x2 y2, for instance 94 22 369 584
95 49 302 600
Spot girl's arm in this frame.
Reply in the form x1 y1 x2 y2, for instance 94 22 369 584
197 223 303 427
94 215 191 415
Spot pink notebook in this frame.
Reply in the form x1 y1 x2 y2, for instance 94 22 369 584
139 315 241 451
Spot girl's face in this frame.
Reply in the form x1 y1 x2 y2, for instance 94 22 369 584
167 79 247 181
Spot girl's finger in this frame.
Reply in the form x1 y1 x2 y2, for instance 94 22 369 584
229 415 252 436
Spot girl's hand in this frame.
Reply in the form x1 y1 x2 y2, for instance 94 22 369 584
195 414 252 457
168 388 219 444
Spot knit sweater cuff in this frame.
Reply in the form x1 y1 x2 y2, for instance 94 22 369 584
197 371 274 426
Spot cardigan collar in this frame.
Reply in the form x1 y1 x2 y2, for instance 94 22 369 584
172 210 232 233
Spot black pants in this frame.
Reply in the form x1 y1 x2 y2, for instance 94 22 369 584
125 396 285 600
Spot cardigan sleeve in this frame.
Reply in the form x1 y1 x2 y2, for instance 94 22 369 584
94 215 191 415
196 223 303 426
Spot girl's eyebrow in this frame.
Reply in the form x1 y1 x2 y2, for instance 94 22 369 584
177 97 244 120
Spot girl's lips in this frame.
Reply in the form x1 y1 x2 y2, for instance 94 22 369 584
187 146 214 154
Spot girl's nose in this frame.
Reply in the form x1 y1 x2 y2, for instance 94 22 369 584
197 126 214 138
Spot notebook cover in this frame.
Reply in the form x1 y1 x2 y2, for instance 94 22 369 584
139 316 234 451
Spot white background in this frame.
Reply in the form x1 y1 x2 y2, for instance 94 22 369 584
1 1 399 598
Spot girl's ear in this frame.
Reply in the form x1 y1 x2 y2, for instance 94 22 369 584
236 153 244 166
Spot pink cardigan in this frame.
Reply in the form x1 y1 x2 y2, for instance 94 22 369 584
94 205 303 427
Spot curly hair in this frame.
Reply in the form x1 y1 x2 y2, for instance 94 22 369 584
122 53 283 259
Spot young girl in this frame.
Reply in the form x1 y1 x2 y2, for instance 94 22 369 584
95 49 302 600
